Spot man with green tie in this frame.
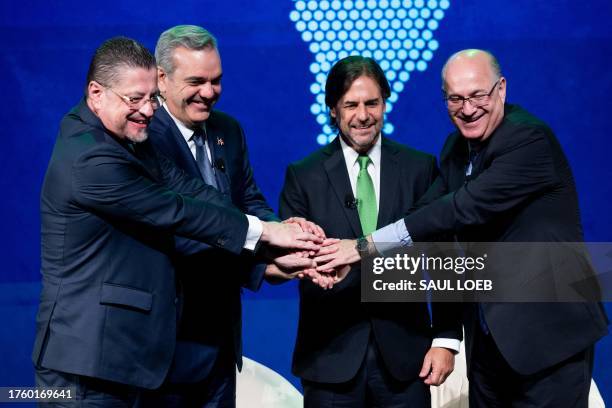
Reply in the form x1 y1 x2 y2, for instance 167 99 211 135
279 56 462 407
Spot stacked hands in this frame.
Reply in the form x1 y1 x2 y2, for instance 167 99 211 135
260 217 355 289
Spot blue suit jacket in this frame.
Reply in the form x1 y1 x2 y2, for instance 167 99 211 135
33 100 249 389
148 106 277 383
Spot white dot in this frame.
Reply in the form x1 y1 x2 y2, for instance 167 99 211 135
379 20 389 30
356 40 366 50
422 30 432 40
296 1 306 11
355 0 365 9
403 0 413 7
392 60 402 70
374 50 384 60
367 20 377 30
296 21 306 31
405 60 415 71
399 71 409 81
415 39 425 49
440 0 450 9
356 19 366 30
337 10 348 20
314 31 324 41
397 49 408 59
307 1 318 10
317 134 328 145
367 39 378 50
367 0 377 9
397 29 407 39
310 62 320 74
331 0 342 9
428 20 439 30
323 124 333 133
320 41 331 51
289 11 300 22
320 20 330 30
373 9 383 19
326 31 336 41
302 31 313 42
337 30 348 40
309 43 320 53
391 19 401 29
328 134 336 143
402 39 413 49
379 0 390 7
428 39 439 50
321 0 330 9
344 20 354 30
391 39 401 49
380 60 390 70
385 9 395 19
434 9 444 19
310 83 321 94
307 21 318 31
397 9 407 19
350 30 360 40
417 61 427 71
311 103 321 114
332 40 343 50
386 49 396 59
326 50 337 61
427 0 438 8
386 103 393 113
361 9 372 19
343 0 354 9
414 0 425 7
402 19 413 29
420 8 431 18
332 20 342 30
380 39 390 49
409 9 418 18
349 9 359 19
362 30 372 40
415 19 425 29
314 10 324 20
409 49 420 59
409 29 419 39
345 40 355 50
386 71 396 81
391 0 401 7
422 50 433 61
316 94 325 104
338 50 349 59
374 30 384 39
362 50 372 57
303 10 314 21
384 123 394 134
393 81 404 92
385 29 396 40
316 53 326 63
389 92 398 103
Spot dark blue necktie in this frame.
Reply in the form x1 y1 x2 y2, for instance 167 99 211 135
193 128 218 189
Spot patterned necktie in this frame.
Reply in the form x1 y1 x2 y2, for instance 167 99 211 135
193 128 218 189
356 155 377 235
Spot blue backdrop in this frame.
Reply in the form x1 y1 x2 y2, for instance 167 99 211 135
1 0 611 404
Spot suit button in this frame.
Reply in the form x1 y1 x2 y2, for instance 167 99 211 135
217 237 226 246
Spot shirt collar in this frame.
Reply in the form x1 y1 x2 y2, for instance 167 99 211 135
161 103 206 143
338 134 382 169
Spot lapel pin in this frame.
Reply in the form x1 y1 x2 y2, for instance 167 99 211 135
217 137 224 146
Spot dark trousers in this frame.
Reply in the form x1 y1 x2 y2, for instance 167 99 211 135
469 327 593 408
302 337 430 408
35 350 236 408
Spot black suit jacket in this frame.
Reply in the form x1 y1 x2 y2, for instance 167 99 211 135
147 107 277 382
33 100 249 389
279 136 462 383
403 104 609 375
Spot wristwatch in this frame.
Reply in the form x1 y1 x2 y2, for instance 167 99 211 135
355 236 374 259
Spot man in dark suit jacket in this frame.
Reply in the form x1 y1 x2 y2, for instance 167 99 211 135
280 56 462 408
315 50 609 407
146 25 278 406
34 37 322 407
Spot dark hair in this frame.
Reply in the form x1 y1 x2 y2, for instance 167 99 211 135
325 56 391 129
85 37 156 96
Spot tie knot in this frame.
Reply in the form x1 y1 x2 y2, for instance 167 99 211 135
357 155 371 170
192 128 205 145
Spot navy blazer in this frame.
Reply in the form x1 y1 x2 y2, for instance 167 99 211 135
147 106 277 382
403 104 609 375
280 136 462 383
33 100 249 389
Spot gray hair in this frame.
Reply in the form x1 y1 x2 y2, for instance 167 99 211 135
155 25 218 75
441 49 502 92
85 36 155 96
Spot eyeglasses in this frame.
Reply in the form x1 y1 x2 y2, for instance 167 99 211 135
444 79 500 110
107 87 161 110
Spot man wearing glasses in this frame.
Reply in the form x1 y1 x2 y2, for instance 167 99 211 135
313 49 608 407
33 37 324 406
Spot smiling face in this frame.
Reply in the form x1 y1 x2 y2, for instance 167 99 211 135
331 75 385 154
158 46 222 129
444 52 506 142
87 66 158 143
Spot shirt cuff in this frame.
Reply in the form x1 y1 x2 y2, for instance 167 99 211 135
244 215 263 251
370 218 413 256
431 338 461 353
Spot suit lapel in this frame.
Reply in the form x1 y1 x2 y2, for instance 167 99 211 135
377 137 400 228
323 138 363 237
159 108 202 179
206 119 230 195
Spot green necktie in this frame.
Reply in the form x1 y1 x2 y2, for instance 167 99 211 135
356 155 377 235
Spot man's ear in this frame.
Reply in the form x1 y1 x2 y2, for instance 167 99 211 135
157 67 168 95
87 81 104 109
330 107 337 119
498 77 507 103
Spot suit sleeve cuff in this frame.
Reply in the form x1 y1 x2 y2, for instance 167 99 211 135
371 218 413 256
431 338 461 353
244 215 263 251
